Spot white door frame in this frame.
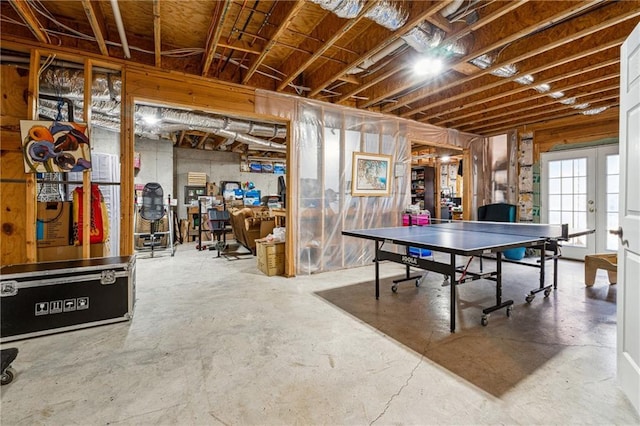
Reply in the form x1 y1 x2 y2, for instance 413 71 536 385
617 21 640 416
540 147 596 260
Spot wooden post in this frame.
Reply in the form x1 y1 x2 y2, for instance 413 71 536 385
25 50 40 263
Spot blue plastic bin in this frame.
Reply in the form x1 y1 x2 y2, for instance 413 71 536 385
409 247 432 258
503 247 526 260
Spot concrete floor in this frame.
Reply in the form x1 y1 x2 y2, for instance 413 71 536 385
1 242 639 425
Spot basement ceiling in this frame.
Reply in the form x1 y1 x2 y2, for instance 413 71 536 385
1 0 638 143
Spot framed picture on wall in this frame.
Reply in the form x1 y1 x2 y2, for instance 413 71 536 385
351 152 393 196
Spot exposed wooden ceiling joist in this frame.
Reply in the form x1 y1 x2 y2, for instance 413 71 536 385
8 0 48 43
1 0 635 140
80 0 109 56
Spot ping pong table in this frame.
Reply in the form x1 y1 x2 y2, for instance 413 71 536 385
342 220 591 332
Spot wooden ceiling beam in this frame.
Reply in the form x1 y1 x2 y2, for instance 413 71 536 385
201 0 233 77
341 0 526 105
276 1 378 92
425 13 453 33
413 32 625 124
481 105 619 137
80 0 109 56
242 0 306 85
218 40 262 56
384 0 604 115
153 0 161 67
436 63 619 128
177 130 187 146
401 9 640 121
195 133 209 150
472 97 619 136
308 0 454 98
429 48 621 124
9 0 49 44
458 87 619 132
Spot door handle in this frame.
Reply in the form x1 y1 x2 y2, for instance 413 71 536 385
610 227 629 247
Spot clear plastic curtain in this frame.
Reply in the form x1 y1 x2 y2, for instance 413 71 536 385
256 90 480 274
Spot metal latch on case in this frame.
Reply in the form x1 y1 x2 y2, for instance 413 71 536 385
1 281 18 297
100 270 116 285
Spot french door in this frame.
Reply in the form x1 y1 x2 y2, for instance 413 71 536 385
540 144 619 260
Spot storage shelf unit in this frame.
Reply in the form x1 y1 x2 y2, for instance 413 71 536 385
410 166 435 216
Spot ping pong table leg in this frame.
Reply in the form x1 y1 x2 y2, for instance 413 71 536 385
552 242 559 289
480 252 514 326
375 241 380 300
450 253 456 333
539 243 546 288
525 242 554 303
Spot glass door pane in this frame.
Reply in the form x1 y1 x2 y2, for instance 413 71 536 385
604 152 619 251
547 157 588 247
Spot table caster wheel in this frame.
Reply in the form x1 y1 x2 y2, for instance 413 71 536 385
1 367 15 385
415 279 421 287
544 288 552 297
506 306 513 317
391 285 398 293
442 279 449 287
525 294 535 304
481 315 488 326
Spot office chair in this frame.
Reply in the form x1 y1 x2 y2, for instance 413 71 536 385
135 182 174 257
207 208 230 257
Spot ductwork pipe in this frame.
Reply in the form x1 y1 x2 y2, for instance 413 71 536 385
211 128 286 152
135 105 287 139
110 0 131 58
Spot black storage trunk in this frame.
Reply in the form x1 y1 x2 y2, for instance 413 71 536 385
0 256 135 343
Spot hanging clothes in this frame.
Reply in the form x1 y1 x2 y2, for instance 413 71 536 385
72 184 109 245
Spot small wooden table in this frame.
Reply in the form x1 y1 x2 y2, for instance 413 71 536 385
584 253 617 286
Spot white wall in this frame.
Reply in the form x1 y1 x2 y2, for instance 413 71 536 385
134 136 174 198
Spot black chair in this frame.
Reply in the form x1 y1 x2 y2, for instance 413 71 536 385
135 182 175 257
478 203 517 222
207 208 231 257
477 203 520 265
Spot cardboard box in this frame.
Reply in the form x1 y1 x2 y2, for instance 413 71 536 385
37 244 107 262
256 240 285 276
36 201 72 247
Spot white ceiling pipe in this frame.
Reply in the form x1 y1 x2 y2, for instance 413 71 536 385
347 38 406 74
110 0 131 59
440 0 465 19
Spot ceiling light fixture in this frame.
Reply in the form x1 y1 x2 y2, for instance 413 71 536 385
414 57 443 76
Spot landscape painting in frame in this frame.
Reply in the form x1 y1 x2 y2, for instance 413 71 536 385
351 152 392 196
20 120 91 173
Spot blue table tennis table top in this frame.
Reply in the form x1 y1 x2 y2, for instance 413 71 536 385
342 221 574 256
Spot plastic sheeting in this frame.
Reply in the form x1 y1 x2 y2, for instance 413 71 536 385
469 131 518 220
256 90 481 275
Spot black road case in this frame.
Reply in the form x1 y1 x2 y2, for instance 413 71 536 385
1 256 135 343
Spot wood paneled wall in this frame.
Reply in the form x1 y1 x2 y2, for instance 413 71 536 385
0 65 30 265
523 107 619 162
